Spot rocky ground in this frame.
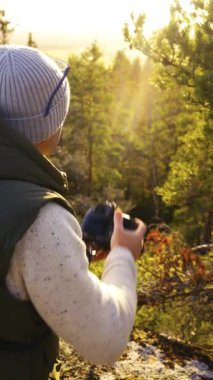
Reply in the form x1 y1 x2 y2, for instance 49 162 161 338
57 329 213 380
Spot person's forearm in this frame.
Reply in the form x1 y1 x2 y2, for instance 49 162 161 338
8 203 138 365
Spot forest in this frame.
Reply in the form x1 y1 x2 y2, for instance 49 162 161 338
1 0 212 374
55 0 212 350
54 1 213 246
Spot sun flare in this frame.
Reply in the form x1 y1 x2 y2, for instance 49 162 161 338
0 0 192 59
1 0 176 35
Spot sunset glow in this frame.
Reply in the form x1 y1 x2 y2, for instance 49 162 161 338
1 0 174 34
0 0 192 59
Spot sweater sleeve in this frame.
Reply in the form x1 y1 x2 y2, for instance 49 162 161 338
7 202 137 366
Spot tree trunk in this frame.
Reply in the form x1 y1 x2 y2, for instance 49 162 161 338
88 124 93 196
201 210 212 244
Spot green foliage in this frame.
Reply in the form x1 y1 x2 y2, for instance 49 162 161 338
136 301 213 345
65 42 113 197
125 0 213 109
60 43 151 214
157 114 213 242
90 260 103 279
53 1 213 246
55 36 212 242
135 229 213 344
123 0 213 243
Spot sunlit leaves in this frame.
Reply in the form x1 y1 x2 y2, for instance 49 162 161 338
123 0 213 243
136 227 212 342
138 227 211 308
124 0 213 109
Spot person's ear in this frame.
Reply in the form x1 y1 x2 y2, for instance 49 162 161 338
35 127 62 156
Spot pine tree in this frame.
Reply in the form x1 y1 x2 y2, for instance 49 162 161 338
0 9 14 44
27 32 37 48
124 0 213 243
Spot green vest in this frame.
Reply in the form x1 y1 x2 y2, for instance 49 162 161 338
0 119 74 380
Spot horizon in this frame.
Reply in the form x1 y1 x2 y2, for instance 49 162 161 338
0 0 191 61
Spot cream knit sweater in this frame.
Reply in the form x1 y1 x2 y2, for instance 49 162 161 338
5 202 137 366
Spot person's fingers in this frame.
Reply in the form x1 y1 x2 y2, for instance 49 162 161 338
134 218 147 237
114 211 146 237
113 208 123 230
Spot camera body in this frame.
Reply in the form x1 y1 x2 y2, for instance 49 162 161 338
81 201 137 252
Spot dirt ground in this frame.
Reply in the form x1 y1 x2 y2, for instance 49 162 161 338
57 329 213 380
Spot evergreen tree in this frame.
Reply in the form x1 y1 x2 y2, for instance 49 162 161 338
0 9 14 44
64 43 113 197
124 0 213 242
27 32 37 48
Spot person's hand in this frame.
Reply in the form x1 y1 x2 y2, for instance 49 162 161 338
110 208 147 261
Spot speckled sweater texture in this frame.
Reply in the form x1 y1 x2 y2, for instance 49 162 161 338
5 202 137 365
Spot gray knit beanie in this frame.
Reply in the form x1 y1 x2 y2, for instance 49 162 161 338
0 45 70 144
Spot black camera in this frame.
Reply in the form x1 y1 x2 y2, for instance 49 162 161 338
81 201 137 256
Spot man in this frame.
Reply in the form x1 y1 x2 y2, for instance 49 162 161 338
0 45 146 380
